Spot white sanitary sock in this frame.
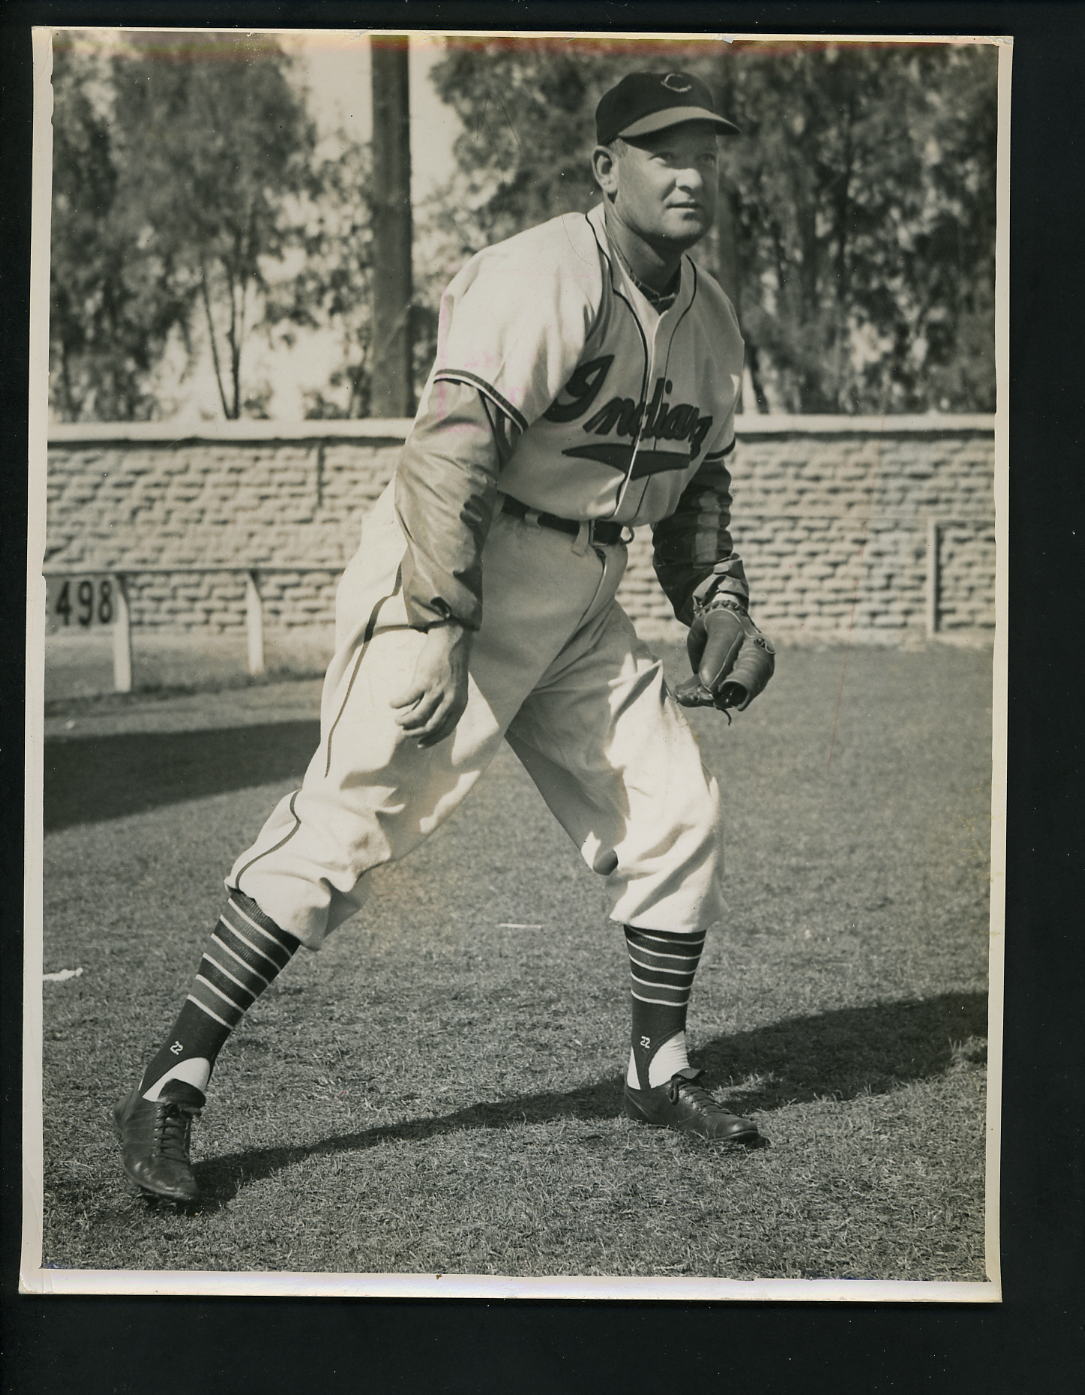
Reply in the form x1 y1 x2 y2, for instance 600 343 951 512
626 1031 692 1089
142 1056 211 1100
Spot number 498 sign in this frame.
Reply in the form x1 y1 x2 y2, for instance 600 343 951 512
45 576 117 635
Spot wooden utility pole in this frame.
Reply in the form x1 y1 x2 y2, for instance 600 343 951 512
370 36 414 418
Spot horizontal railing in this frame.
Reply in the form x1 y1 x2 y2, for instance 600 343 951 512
42 564 343 693
42 513 992 693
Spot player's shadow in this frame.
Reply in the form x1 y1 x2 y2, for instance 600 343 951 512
193 989 987 1209
44 722 319 831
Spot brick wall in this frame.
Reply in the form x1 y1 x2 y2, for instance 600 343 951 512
44 417 996 644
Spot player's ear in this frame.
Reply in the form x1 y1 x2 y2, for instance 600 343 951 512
591 143 619 196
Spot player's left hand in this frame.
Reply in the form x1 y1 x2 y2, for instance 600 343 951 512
674 594 775 713
391 623 472 747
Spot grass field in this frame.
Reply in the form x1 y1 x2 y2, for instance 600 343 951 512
35 641 995 1285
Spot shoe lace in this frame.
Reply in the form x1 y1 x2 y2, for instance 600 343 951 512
154 1100 199 1161
668 1074 726 1115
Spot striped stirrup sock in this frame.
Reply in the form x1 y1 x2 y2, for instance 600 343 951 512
624 924 706 1091
138 890 299 1100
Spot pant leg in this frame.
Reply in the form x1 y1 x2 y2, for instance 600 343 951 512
505 596 725 935
228 492 624 948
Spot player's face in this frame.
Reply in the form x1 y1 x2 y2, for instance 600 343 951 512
604 122 720 251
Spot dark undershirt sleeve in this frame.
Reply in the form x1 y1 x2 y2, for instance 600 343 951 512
651 443 750 627
394 378 521 631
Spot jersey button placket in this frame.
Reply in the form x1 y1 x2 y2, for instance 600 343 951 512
616 337 655 519
621 319 667 520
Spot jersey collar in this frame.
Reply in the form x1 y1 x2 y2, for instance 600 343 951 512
587 202 694 317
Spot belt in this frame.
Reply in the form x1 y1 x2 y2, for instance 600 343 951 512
501 496 630 546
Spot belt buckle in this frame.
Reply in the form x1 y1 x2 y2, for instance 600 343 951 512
587 519 633 547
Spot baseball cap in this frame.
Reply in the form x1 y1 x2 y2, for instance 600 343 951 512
595 70 740 145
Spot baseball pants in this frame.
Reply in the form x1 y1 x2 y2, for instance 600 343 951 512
229 483 725 948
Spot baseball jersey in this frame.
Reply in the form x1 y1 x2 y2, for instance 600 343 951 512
396 201 749 630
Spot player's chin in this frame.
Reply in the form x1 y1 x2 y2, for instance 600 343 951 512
662 207 711 243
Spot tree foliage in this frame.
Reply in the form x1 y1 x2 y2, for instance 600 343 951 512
49 30 321 420
265 137 377 419
426 38 998 413
49 35 186 420
107 31 317 418
49 35 998 422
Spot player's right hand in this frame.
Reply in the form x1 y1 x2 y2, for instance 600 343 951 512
391 623 472 748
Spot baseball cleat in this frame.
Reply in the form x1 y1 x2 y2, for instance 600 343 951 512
624 1067 761 1144
113 1079 204 1202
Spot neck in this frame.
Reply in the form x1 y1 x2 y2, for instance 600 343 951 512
603 207 683 293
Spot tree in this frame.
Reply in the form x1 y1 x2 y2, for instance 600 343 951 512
49 30 321 421
426 39 625 250
107 30 317 418
49 34 187 420
424 37 998 414
265 135 377 419
717 41 998 413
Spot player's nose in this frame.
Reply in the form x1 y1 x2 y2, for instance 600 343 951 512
673 165 707 194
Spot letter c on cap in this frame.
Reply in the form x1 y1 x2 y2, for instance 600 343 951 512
662 73 693 92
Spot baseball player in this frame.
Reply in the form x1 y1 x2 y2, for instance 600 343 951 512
115 70 776 1203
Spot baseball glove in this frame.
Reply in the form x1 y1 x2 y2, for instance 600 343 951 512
674 593 776 713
